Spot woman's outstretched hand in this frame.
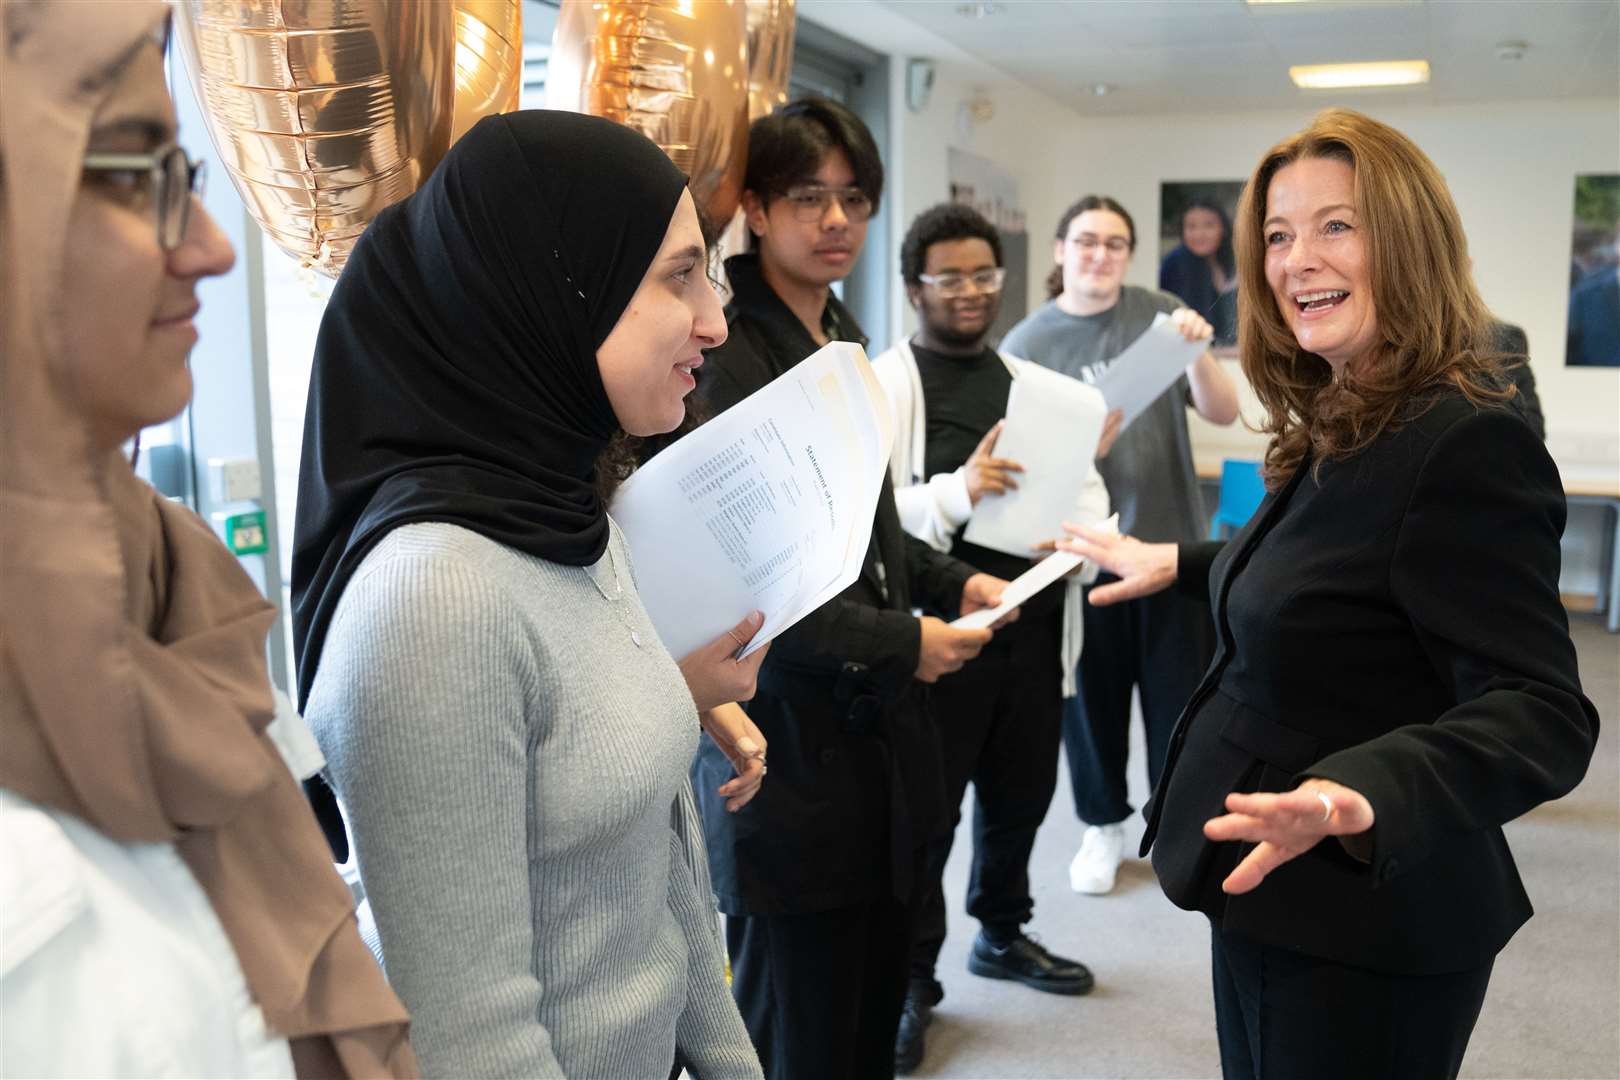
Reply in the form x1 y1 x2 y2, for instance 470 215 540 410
1203 778 1376 895
1055 523 1179 605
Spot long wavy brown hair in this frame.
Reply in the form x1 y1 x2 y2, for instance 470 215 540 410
1235 108 1512 489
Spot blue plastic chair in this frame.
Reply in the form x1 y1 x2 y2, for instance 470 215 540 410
1210 459 1266 539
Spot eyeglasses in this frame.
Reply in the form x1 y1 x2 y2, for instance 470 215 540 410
1069 235 1131 256
917 267 1007 297
81 142 206 252
779 184 874 224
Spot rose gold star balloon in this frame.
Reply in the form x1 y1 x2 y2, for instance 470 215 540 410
745 0 795 121
173 0 456 277
547 0 750 225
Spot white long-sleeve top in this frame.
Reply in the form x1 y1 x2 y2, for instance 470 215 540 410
0 691 326 1079
0 790 297 1079
871 338 1113 696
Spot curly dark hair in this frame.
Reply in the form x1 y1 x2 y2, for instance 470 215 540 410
899 202 1002 287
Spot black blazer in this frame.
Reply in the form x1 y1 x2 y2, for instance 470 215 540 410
692 255 974 915
1145 392 1598 975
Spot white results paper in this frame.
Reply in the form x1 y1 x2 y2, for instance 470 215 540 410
951 512 1118 630
611 341 893 661
962 363 1108 558
951 551 1083 630
1089 312 1208 430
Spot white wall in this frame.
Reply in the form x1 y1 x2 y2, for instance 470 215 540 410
802 3 1618 594
1036 99 1620 485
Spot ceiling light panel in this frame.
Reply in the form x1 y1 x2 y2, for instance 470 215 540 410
1289 59 1431 88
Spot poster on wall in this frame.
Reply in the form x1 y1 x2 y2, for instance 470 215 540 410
1567 174 1619 367
1159 180 1244 356
947 148 1028 345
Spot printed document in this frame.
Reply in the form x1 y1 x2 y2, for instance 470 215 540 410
963 364 1107 557
1090 312 1208 429
612 342 893 660
951 513 1118 630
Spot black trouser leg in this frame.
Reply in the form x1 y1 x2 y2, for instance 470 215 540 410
1063 580 1139 825
907 648 999 992
1209 923 1494 1080
966 612 1064 936
729 896 914 1080
1136 586 1216 792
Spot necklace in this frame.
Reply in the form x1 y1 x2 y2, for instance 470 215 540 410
586 542 643 648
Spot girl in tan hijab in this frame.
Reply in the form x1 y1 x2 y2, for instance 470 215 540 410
0 5 415 1076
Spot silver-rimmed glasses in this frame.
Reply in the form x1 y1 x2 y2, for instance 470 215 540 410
81 142 206 252
917 267 1007 297
780 184 874 224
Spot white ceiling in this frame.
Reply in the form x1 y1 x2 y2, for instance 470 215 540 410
873 0 1620 116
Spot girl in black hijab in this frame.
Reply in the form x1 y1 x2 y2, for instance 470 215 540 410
293 111 765 1078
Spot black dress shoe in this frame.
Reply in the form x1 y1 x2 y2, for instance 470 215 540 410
894 990 933 1074
966 931 1095 995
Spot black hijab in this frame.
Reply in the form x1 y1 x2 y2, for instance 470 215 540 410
291 110 689 707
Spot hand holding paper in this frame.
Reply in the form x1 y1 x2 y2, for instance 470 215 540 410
1089 312 1209 430
956 513 1120 630
612 341 894 661
962 365 1107 558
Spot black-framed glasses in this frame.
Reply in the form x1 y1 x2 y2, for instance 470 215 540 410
917 267 1007 298
779 184 873 224
81 142 206 252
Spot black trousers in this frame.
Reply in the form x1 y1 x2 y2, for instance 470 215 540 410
1210 922 1494 1080
1064 578 1214 825
727 889 917 1080
908 610 1064 994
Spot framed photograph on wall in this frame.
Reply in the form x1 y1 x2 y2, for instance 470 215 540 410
1159 180 1245 356
1567 174 1619 367
948 148 1029 346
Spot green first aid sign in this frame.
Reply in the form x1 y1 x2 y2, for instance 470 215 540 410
223 510 269 556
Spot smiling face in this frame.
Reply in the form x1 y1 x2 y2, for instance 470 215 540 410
49 41 236 453
910 236 1002 350
596 188 728 437
744 148 868 290
1262 156 1380 374
1054 209 1132 308
1182 206 1225 259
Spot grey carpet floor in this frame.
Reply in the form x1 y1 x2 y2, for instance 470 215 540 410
917 614 1620 1080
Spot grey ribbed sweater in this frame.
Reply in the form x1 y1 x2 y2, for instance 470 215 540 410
305 522 760 1079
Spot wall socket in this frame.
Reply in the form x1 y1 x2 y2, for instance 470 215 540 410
209 457 261 503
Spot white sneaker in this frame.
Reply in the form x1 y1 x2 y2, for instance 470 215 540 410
1069 823 1126 895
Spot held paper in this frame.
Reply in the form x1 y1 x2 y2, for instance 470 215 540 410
962 364 1107 557
951 512 1118 630
952 550 1083 630
1090 312 1209 429
612 341 892 661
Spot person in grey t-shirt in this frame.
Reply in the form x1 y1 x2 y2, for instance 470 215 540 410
1001 195 1238 897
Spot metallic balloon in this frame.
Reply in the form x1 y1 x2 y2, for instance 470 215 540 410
745 0 796 121
173 0 456 277
547 0 750 225
452 0 524 144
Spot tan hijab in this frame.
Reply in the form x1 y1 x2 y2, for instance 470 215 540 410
0 5 415 1075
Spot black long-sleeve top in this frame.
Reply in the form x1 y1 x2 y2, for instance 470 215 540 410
1147 392 1597 974
691 254 976 914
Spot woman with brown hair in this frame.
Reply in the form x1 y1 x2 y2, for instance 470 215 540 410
0 3 415 1076
1061 108 1596 1078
